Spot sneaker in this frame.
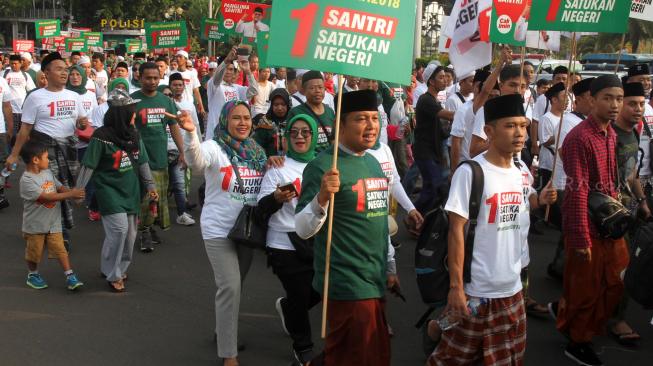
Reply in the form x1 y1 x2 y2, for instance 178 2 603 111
88 210 101 221
564 343 603 366
140 230 154 253
150 227 162 244
176 212 196 226
292 348 314 366
275 297 290 336
548 301 559 321
0 198 9 210
66 273 84 291
26 273 48 289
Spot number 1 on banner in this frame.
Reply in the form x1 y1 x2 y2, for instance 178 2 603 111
290 3 319 57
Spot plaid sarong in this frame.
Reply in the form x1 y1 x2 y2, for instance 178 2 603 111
429 292 526 366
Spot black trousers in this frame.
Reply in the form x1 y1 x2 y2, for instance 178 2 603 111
268 247 321 352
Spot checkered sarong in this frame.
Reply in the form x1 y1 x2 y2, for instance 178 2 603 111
429 292 526 366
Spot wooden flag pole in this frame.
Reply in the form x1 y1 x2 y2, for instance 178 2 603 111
518 46 526 94
614 34 627 73
321 75 346 339
545 32 577 221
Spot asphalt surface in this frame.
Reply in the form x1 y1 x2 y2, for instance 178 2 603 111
1 171 652 366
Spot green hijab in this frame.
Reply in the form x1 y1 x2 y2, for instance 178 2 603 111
108 77 130 92
285 114 318 163
66 65 88 95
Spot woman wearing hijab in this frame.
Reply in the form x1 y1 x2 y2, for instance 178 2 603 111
179 100 266 366
68 65 100 220
256 114 320 365
253 88 291 157
76 89 158 292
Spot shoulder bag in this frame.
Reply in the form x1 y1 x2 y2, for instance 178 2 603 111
227 161 267 250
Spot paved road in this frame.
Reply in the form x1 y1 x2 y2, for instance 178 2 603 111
0 173 652 366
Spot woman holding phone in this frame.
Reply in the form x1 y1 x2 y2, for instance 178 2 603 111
256 114 320 366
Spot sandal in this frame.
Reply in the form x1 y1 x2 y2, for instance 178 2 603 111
609 328 641 347
526 300 550 318
108 280 125 293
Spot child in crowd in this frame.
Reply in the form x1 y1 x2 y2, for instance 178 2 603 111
19 140 85 290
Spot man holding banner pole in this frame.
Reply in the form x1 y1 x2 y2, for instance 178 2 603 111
296 90 397 366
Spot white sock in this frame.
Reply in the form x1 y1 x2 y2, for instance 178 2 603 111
28 270 38 275
64 270 74 276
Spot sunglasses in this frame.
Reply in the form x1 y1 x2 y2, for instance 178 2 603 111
289 128 312 138
163 93 173 97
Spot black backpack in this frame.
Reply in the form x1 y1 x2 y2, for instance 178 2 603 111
414 160 484 308
624 221 653 309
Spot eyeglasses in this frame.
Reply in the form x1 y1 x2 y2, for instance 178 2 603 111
163 93 173 97
289 128 312 138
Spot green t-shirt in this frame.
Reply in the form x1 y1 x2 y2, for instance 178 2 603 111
296 148 389 301
82 137 149 216
287 103 335 153
26 68 38 85
131 90 178 170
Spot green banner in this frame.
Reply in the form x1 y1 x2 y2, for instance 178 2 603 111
84 32 103 48
65 37 88 52
490 0 528 46
145 21 188 49
126 39 143 53
35 19 61 39
267 0 415 85
201 17 225 41
529 0 631 33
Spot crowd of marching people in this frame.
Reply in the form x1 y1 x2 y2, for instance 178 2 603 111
1 43 653 366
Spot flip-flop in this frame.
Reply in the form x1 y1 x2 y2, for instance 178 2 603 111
609 329 640 347
108 281 125 293
526 302 550 319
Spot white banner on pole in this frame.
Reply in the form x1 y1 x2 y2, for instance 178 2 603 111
630 0 653 21
526 31 561 52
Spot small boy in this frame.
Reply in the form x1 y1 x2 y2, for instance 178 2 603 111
19 140 85 290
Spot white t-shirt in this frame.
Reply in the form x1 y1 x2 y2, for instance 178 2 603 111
552 112 584 189
171 70 201 104
184 131 264 240
639 104 653 177
413 82 427 108
94 69 109 92
257 157 306 251
21 88 87 139
167 100 199 151
451 101 474 162
445 91 472 114
472 106 487 140
378 104 389 146
445 154 534 298
90 102 109 129
4 70 35 113
205 79 251 141
533 93 572 122
0 78 17 134
75 92 99 149
367 143 415 213
85 79 97 96
251 80 275 117
291 91 335 111
235 20 270 39
538 111 561 171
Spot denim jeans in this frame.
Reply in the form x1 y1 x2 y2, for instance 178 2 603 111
168 159 187 216
414 158 446 214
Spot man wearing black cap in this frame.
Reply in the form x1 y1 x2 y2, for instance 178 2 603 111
538 82 566 188
626 64 653 196
431 94 556 365
556 75 629 366
296 90 394 366
287 70 336 153
626 63 651 99
5 52 89 248
532 65 572 156
546 77 595 280
450 69 491 171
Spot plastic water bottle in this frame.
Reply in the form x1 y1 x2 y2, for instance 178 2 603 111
1 163 17 178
